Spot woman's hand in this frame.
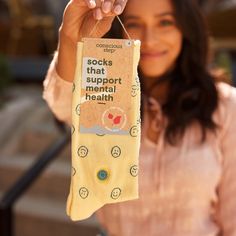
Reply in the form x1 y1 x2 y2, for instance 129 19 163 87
56 0 128 82
60 0 127 42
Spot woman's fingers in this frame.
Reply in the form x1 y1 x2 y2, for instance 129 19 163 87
84 0 128 20
101 0 127 15
93 7 103 20
113 0 128 14
85 0 97 8
102 0 114 13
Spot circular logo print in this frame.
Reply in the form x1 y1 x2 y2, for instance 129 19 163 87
102 107 127 132
97 169 109 181
79 187 89 199
111 188 121 199
77 146 88 158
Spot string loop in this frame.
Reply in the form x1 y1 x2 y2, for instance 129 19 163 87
89 15 131 39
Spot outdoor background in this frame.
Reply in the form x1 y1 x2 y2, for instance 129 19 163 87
0 0 236 236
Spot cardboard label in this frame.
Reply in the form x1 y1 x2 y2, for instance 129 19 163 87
79 37 136 135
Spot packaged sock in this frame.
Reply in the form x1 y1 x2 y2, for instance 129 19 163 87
66 37 141 221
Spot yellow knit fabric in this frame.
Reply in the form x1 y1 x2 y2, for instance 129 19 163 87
66 39 141 221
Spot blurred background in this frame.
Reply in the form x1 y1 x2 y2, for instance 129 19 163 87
0 0 235 236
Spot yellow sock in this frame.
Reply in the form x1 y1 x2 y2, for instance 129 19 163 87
66 38 141 221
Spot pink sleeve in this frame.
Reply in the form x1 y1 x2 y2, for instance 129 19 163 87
42 51 73 126
217 85 236 236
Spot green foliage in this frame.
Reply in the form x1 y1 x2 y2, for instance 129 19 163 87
215 50 233 81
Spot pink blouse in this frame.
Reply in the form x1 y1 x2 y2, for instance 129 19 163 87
42 53 236 236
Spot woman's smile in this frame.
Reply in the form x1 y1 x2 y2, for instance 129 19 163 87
141 50 168 60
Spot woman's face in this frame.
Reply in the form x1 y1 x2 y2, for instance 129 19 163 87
123 0 183 79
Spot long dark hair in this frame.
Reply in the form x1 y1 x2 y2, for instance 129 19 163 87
103 0 219 145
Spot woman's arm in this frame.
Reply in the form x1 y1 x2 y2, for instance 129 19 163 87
217 84 236 236
42 51 73 126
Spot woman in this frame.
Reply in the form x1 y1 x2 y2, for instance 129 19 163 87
42 0 236 235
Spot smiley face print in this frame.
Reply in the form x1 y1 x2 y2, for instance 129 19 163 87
72 167 76 176
137 118 141 125
130 125 139 137
96 133 106 137
79 187 89 199
111 188 121 200
130 165 138 177
131 85 138 97
77 146 88 158
76 104 81 116
111 146 121 158
71 125 75 135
